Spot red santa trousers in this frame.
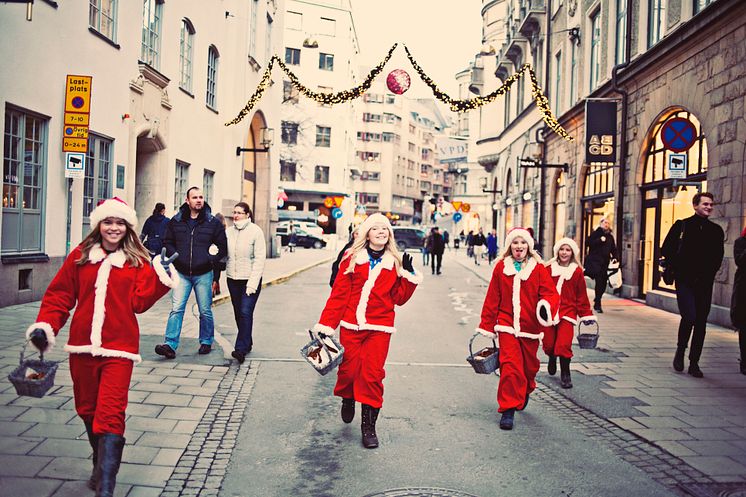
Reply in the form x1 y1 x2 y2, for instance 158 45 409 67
542 320 574 359
334 327 391 409
496 332 540 412
69 354 134 436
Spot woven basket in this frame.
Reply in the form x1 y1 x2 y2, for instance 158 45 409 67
577 321 600 349
300 330 344 376
466 332 500 375
7 342 59 398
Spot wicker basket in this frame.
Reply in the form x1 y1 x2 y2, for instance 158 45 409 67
300 330 344 376
577 321 600 349
7 342 59 398
466 332 500 375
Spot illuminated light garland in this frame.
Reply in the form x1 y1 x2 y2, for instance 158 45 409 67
226 43 572 142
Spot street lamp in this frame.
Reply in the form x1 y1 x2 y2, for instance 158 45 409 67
303 35 319 49
236 127 274 156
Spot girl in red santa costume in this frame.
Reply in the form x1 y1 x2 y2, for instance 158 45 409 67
543 238 597 389
477 227 559 430
312 213 422 448
25 198 178 497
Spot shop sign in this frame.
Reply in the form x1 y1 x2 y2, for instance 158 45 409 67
585 99 617 165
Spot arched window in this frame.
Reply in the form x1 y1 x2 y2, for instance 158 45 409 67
553 171 566 246
206 45 219 109
179 19 195 92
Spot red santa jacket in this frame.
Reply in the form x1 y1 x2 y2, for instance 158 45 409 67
477 256 560 339
25 244 178 363
314 250 422 335
546 262 596 325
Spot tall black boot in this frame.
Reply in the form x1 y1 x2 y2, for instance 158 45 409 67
547 355 557 376
560 357 573 389
96 434 125 497
361 404 380 449
341 398 355 424
673 346 685 372
83 421 98 490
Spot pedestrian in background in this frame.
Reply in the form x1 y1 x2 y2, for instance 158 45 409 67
477 227 559 430
26 198 178 497
429 226 445 275
584 217 618 313
487 229 499 264
330 228 357 287
139 202 169 256
422 230 431 266
312 213 422 448
662 192 724 378
443 229 450 250
731 224 746 375
155 187 227 359
224 202 265 363
466 230 474 258
542 238 596 389
287 223 298 253
472 227 486 265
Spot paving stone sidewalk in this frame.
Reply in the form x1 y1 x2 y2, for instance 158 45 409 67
0 248 335 497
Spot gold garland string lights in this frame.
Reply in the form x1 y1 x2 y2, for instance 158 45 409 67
226 56 278 126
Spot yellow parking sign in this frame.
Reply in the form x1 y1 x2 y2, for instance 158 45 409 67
65 75 92 113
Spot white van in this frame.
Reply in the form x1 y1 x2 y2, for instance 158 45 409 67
277 220 324 238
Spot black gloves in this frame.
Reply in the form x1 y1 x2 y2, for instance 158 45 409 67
538 305 549 323
29 328 49 352
402 253 414 272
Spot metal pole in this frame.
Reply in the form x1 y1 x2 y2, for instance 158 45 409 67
65 177 73 255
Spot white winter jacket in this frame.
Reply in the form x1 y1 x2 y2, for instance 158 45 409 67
225 219 266 292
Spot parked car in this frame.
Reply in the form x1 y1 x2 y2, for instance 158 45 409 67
277 220 323 237
391 227 426 252
279 229 326 249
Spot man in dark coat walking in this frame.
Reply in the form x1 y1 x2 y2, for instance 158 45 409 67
584 217 618 313
661 192 724 378
732 225 746 375
429 227 445 275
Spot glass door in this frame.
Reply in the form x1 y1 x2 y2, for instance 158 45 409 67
640 190 659 296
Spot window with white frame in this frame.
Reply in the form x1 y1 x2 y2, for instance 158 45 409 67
179 19 195 92
249 0 258 60
265 14 273 66
648 0 667 47
281 121 299 145
286 11 302 30
357 192 379 204
314 165 329 183
174 160 189 210
141 0 163 69
315 126 331 147
318 53 334 71
319 17 335 36
2 107 47 253
203 169 214 205
206 45 219 109
589 10 601 90
616 0 627 65
89 0 117 42
83 134 112 233
504 87 511 127
285 47 301 65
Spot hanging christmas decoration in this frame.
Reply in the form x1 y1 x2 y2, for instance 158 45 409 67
386 69 411 95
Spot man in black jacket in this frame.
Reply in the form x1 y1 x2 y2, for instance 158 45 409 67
584 218 618 313
429 227 445 275
155 187 228 358
661 192 724 378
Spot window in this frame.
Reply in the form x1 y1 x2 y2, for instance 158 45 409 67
285 47 301 65
385 94 396 104
357 151 380 161
504 90 511 128
286 11 302 30
357 192 379 204
203 169 214 205
408 142 416 153
616 0 627 65
141 0 163 69
319 17 335 36
319 53 334 71
179 19 195 92
554 51 563 113
265 14 273 66
206 45 219 109
648 0 667 47
406 177 415 187
283 81 299 104
249 0 258 60
382 132 399 143
694 0 714 13
515 78 524 115
89 0 117 42
315 126 331 147
83 134 112 233
280 160 296 181
534 41 543 84
408 124 416 134
174 160 189 210
314 165 329 184
589 10 601 90
2 108 47 253
363 113 382 123
356 132 381 142
281 121 299 145
553 172 566 246
361 171 380 181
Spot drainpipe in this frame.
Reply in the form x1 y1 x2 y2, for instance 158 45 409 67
539 0 552 251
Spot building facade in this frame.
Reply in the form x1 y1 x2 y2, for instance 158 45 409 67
0 0 284 306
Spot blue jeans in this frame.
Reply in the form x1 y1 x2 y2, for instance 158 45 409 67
164 271 214 350
227 278 262 353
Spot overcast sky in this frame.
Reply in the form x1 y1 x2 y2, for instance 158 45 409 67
349 0 482 98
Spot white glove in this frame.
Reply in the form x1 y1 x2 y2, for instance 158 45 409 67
245 285 257 297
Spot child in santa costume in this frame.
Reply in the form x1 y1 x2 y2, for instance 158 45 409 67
25 198 178 497
312 213 422 448
477 227 559 430
543 238 597 389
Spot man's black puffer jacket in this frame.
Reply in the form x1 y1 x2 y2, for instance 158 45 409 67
163 203 228 276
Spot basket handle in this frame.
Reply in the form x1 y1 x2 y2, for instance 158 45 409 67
307 330 338 363
19 340 44 366
469 332 497 360
576 321 600 337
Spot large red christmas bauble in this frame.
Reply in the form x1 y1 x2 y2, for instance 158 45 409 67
386 69 411 95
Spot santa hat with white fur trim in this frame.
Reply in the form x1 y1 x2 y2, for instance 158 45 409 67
552 237 580 259
357 212 393 238
503 227 535 251
89 197 138 229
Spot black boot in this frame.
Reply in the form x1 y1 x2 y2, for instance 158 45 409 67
96 434 125 497
547 355 557 376
83 421 98 490
361 404 380 449
341 398 355 424
688 362 704 378
560 357 573 389
499 409 515 430
673 346 685 372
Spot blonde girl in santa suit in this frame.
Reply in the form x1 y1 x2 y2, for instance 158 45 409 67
477 227 560 430
25 198 178 497
312 213 423 448
543 238 597 389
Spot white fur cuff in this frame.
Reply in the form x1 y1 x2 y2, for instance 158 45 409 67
476 327 496 338
312 323 337 336
25 322 56 352
398 267 424 285
153 259 180 289
536 299 554 327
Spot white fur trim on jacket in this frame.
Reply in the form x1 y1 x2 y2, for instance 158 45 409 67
398 266 424 285
340 320 397 333
501 257 539 337
476 327 496 337
550 262 578 295
536 299 555 327
63 344 142 362
25 322 56 352
152 256 180 288
494 325 544 340
312 323 337 336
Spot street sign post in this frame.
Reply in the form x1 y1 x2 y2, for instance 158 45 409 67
661 118 696 153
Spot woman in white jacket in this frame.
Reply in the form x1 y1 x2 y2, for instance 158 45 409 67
226 202 266 363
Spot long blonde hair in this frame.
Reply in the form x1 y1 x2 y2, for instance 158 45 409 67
343 224 402 274
77 220 151 267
